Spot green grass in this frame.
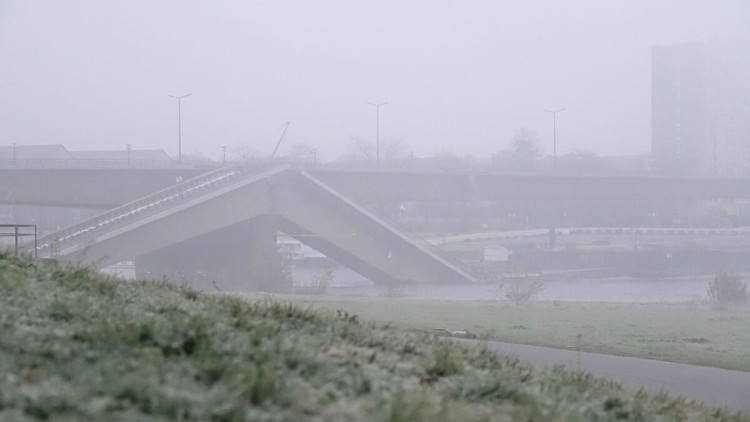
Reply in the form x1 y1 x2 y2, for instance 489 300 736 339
0 253 747 421
263 295 750 373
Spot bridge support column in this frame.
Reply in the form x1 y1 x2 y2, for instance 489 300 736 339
244 215 290 291
134 215 288 291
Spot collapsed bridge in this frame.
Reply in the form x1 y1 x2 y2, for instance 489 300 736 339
32 164 474 287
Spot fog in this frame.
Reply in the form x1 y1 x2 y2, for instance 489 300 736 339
2 1 749 160
3 2 750 414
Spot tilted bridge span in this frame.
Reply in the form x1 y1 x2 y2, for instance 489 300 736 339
26 165 473 286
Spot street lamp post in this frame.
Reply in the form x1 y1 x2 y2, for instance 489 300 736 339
222 146 227 166
544 108 565 172
368 101 388 167
168 93 191 164
544 108 565 249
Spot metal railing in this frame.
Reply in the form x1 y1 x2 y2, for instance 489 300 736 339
1 224 37 257
33 165 273 257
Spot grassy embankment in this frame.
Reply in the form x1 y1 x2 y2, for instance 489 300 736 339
268 294 750 373
0 253 746 421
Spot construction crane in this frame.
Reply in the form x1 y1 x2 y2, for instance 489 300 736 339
271 121 290 158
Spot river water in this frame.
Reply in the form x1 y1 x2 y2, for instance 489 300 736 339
293 266 717 303
104 262 718 303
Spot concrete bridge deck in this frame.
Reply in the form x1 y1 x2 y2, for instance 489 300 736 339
33 165 474 286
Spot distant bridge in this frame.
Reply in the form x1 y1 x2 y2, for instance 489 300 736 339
3 166 750 209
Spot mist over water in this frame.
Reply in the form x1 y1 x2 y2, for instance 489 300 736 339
102 259 716 303
291 266 713 303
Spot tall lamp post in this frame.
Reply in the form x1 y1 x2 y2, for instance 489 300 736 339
368 101 388 167
168 93 191 164
544 108 565 172
544 108 564 250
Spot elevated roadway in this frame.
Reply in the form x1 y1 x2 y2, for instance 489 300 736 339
310 168 750 202
3 167 750 209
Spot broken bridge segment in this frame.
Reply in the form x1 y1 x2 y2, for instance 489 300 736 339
34 164 288 267
271 169 476 284
33 164 476 286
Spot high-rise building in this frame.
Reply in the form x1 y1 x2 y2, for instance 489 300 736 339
651 40 750 176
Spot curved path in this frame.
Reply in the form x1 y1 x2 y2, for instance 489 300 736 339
461 340 750 412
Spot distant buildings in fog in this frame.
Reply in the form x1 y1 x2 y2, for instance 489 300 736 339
9 41 750 179
652 40 750 176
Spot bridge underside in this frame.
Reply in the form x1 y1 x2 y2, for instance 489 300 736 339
134 216 286 291
47 167 473 287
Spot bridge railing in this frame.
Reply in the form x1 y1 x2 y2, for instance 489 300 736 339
33 165 270 257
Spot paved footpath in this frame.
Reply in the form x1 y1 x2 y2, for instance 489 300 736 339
462 340 750 412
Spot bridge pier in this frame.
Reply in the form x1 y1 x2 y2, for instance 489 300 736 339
134 216 288 291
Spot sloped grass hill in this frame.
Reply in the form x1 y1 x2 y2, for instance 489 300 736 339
0 253 745 421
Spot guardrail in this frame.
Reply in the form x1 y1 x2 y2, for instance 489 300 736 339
1 224 37 256
427 226 750 245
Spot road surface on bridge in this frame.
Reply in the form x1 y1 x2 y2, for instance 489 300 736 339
459 339 750 412
6 166 750 208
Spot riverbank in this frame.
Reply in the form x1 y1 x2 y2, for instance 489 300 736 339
1 253 745 420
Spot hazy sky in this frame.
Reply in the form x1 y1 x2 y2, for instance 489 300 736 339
1 1 749 161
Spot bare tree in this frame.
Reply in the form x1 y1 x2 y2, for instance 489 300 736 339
432 149 463 170
509 127 542 159
231 144 262 162
337 136 406 167
381 139 407 164
348 136 375 164
495 128 542 172
287 142 318 165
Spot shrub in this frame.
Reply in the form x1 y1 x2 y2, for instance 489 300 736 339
382 281 405 299
707 272 748 305
309 264 335 294
426 343 465 377
502 278 544 302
